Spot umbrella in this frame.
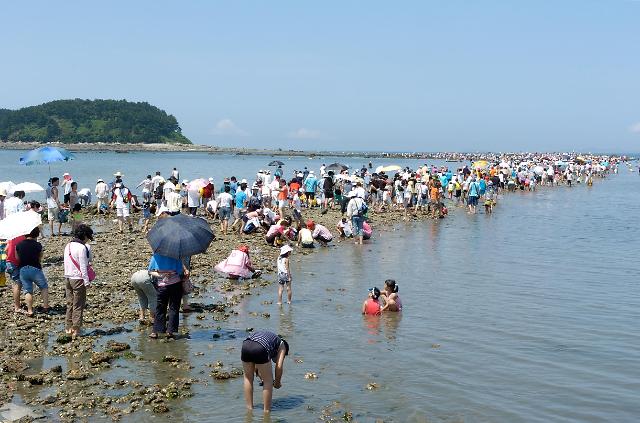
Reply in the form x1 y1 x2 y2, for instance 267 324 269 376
0 211 42 240
472 160 489 169
19 146 75 177
10 182 45 194
375 165 402 173
146 214 215 260
187 178 208 191
325 163 348 173
0 181 15 194
268 160 285 166
533 166 545 175
19 146 75 166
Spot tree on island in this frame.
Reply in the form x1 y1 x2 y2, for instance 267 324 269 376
0 99 191 144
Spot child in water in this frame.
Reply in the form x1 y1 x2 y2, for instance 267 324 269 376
362 287 381 315
70 203 83 231
277 244 292 304
380 279 402 312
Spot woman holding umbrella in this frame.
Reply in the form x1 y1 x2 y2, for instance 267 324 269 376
146 214 215 338
148 253 188 339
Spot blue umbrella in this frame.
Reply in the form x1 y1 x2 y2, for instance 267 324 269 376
19 146 75 176
146 214 215 260
19 146 75 166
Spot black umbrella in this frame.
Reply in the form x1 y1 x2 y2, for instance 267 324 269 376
268 160 285 166
146 214 215 260
325 162 348 173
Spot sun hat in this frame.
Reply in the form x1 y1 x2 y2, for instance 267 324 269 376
115 183 122 188
97 178 104 183
174 184 182 191
113 171 124 177
280 245 293 256
297 172 303 177
309 170 314 174
0 189 6 196
223 177 230 182
251 183 259 190
208 177 214 182
182 179 189 184
241 179 248 184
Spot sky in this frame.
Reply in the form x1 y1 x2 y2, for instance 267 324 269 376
1 1 639 153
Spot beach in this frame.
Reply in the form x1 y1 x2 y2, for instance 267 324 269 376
0 150 638 422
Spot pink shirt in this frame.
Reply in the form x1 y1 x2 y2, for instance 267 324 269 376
64 241 92 285
312 224 333 241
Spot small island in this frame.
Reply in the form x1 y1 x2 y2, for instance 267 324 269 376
0 99 191 144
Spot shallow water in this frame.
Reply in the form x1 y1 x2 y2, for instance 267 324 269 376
3 151 639 422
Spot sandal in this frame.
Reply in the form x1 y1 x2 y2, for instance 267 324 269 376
165 332 175 339
148 332 158 339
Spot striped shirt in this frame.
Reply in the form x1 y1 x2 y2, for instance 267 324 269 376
247 331 282 362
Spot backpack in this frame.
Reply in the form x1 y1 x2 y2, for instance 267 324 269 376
154 184 164 200
356 198 368 216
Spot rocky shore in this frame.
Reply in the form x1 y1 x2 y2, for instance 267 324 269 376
0 204 442 421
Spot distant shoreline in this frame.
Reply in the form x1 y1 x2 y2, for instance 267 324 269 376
0 141 465 159
0 141 627 160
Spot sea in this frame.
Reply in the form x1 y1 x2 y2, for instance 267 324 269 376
1 149 639 422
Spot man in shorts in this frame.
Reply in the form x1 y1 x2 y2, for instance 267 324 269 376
217 185 233 235
16 227 49 316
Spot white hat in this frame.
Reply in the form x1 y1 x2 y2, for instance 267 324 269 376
0 189 6 196
113 171 123 177
348 190 357 198
97 178 104 183
297 173 303 177
208 177 214 182
241 179 248 184
182 179 189 184
63 172 70 176
309 170 314 174
157 205 170 215
280 245 293 256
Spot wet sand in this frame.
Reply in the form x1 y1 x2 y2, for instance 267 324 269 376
0 204 442 421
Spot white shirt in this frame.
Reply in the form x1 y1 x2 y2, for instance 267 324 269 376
187 190 200 207
95 182 108 198
112 187 130 209
4 197 24 216
151 175 164 191
166 191 182 212
163 181 175 198
138 178 153 193
218 192 233 208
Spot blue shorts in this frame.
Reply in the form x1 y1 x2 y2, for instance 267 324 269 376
219 207 231 220
468 196 479 206
6 262 21 283
19 266 48 294
351 216 364 236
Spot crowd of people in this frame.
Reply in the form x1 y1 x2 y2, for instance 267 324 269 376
0 153 620 413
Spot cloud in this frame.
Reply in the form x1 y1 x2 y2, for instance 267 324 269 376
211 119 249 137
287 128 323 140
630 122 640 134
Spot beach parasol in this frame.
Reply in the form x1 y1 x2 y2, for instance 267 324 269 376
375 165 402 173
0 211 42 240
0 181 15 193
10 182 45 194
146 214 215 260
325 163 348 173
268 160 285 166
187 178 208 191
19 146 75 176
472 160 489 169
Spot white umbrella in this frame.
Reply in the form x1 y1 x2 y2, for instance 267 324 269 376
0 181 15 194
0 211 42 240
10 182 45 194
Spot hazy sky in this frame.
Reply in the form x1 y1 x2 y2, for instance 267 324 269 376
1 1 639 152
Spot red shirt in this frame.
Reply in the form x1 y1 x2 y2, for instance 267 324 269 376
6 235 25 265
